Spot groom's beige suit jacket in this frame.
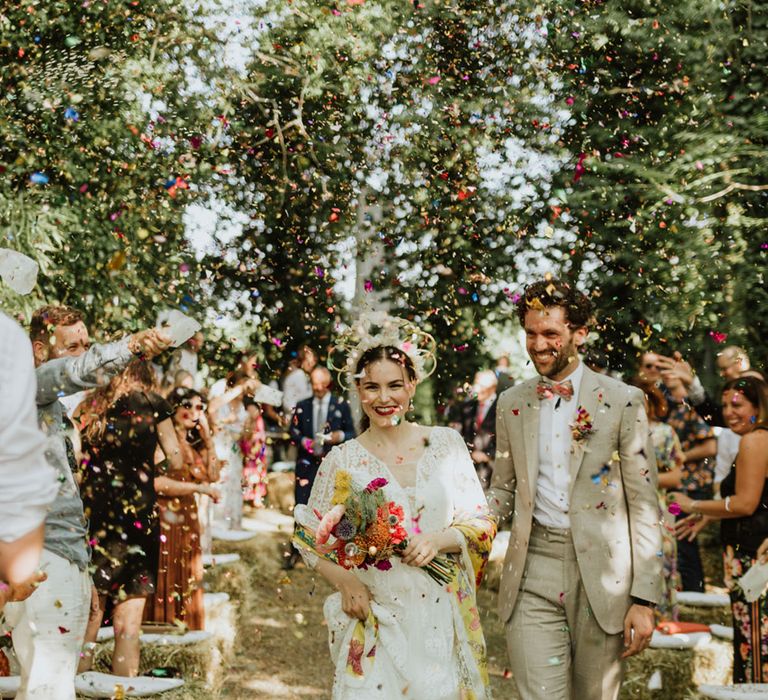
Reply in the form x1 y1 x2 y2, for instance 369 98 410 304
488 366 662 634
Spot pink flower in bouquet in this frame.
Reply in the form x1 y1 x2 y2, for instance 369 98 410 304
364 477 388 493
316 504 346 545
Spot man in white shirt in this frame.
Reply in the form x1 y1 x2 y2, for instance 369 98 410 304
488 278 661 700
0 313 58 610
715 427 741 487
6 305 168 700
282 345 317 415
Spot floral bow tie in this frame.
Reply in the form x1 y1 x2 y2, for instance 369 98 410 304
536 379 574 401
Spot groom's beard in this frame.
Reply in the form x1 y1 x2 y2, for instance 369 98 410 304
531 342 579 378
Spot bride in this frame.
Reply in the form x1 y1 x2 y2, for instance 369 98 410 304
293 315 496 700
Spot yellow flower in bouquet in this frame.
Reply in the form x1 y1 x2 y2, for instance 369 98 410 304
331 470 352 505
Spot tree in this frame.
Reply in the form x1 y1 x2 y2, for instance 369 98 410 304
543 0 768 375
0 1 224 330
213 0 572 399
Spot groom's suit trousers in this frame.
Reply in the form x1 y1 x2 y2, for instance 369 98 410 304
506 521 623 700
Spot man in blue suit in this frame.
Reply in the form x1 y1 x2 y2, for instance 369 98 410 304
290 366 355 505
286 366 355 568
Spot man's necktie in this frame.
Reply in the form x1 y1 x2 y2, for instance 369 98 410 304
314 401 327 434
536 379 574 401
475 402 486 432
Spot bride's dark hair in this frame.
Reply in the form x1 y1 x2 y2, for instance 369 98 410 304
355 345 417 432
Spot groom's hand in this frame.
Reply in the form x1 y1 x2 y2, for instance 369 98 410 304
621 604 654 658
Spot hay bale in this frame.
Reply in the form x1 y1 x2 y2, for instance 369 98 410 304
90 638 219 688
203 593 237 663
204 559 250 599
267 472 295 515
76 678 210 700
678 603 732 627
620 637 732 699
87 592 239 694
142 679 211 700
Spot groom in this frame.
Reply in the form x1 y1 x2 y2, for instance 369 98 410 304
488 278 662 699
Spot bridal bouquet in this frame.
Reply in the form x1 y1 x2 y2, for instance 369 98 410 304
310 470 455 585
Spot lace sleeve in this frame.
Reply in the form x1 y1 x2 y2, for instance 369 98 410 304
292 445 344 568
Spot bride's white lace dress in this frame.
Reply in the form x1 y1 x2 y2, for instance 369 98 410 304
294 426 493 700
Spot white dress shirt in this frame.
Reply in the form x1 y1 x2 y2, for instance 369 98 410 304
715 428 741 485
313 393 331 434
0 313 58 542
282 368 312 414
533 361 585 529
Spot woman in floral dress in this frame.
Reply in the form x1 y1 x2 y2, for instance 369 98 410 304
631 378 685 620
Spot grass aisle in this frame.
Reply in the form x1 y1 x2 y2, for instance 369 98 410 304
215 513 729 699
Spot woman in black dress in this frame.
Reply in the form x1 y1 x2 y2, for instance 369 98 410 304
673 376 768 683
79 360 218 676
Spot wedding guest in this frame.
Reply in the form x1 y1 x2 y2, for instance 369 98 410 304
717 346 752 382
78 360 216 676
286 367 354 569
488 278 661 700
672 376 768 683
495 354 512 376
293 322 496 698
639 351 664 384
450 369 498 489
660 369 716 592
281 344 317 415
715 427 742 491
261 378 289 463
0 313 58 611
654 349 763 428
4 305 168 699
290 367 355 506
494 354 515 393
145 388 219 630
631 377 685 621
166 332 204 384
208 369 258 530
160 369 195 396
240 396 268 508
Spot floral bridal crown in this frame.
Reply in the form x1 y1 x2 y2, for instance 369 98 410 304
329 311 438 388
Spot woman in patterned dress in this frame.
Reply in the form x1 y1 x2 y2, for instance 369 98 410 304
631 378 685 621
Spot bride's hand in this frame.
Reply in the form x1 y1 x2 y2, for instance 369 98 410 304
401 533 439 568
338 575 372 621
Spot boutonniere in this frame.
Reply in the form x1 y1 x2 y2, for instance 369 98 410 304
570 407 595 445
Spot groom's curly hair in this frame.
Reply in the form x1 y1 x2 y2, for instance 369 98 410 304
515 278 593 329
